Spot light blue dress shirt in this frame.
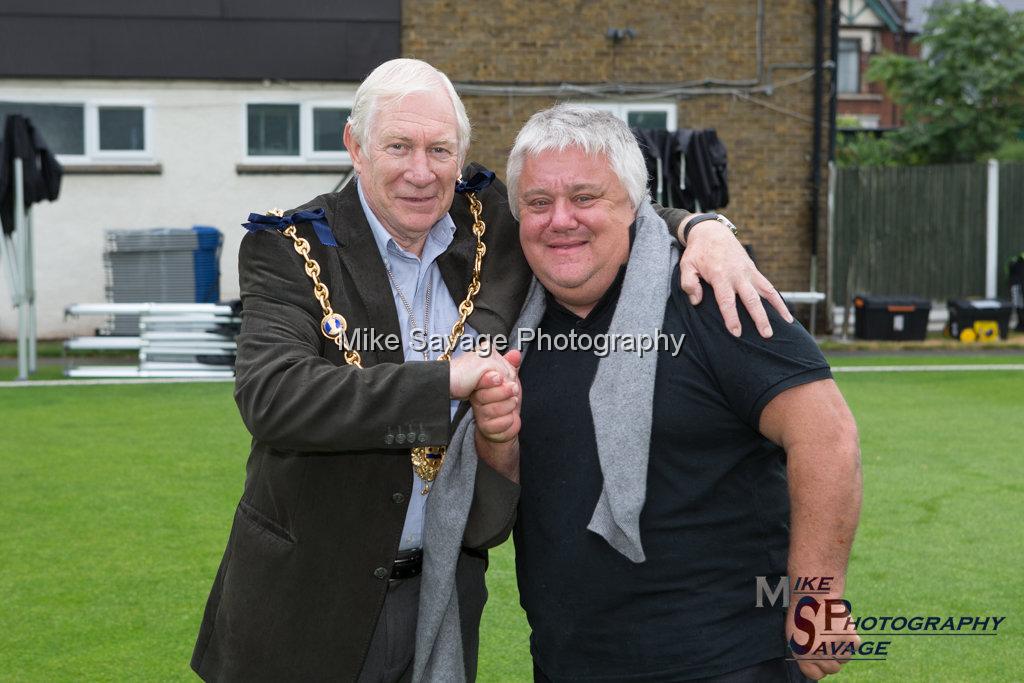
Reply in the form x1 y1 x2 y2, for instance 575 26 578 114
357 179 476 550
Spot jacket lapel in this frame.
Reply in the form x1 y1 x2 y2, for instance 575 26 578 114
323 183 406 366
438 193 507 339
436 215 473 318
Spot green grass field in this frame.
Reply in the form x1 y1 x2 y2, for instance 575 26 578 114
1 361 1022 681
827 353 1024 367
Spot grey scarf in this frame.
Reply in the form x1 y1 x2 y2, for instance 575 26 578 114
413 201 677 681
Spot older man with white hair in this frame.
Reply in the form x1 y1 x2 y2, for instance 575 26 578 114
192 58 794 682
460 105 863 682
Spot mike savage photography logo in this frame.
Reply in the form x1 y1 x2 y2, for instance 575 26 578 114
340 327 687 358
755 576 1007 663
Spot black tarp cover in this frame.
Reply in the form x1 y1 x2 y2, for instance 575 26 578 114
0 114 62 235
632 127 729 212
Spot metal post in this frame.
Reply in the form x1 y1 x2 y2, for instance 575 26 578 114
826 160 837 335
0 232 17 306
809 254 818 336
14 158 29 380
986 159 999 299
27 207 37 372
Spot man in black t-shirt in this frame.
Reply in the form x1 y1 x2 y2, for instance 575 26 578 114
471 105 863 682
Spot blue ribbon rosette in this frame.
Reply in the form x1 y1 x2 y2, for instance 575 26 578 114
242 208 337 247
455 170 495 194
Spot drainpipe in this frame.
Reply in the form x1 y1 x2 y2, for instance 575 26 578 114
809 0 826 333
828 0 839 166
825 0 840 332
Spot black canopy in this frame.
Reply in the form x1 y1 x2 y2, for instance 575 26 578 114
0 114 62 235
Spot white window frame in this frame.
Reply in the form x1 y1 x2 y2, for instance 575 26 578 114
306 101 353 161
242 99 353 165
837 39 861 94
90 101 154 162
0 95 154 165
567 101 677 131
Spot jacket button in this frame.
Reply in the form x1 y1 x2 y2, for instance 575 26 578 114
373 567 388 580
392 492 405 504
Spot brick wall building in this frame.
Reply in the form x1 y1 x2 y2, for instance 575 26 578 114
1 1 833 337
837 0 916 129
405 0 833 294
838 29 918 128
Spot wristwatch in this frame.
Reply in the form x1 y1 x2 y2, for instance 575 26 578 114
682 213 738 245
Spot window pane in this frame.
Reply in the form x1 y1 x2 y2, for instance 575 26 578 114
0 102 85 155
99 106 145 151
313 107 350 152
247 104 299 156
627 110 669 129
838 40 860 94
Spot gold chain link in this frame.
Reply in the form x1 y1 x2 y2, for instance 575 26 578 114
439 192 486 361
267 195 488 493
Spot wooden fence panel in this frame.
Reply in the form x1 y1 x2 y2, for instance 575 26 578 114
832 163 988 306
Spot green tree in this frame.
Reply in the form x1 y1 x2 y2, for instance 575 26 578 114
866 2 1024 165
836 132 899 167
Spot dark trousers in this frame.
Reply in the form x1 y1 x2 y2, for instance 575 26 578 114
533 657 811 683
356 550 489 683
357 575 421 683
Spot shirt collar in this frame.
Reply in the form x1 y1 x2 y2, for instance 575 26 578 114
546 264 628 326
356 177 457 263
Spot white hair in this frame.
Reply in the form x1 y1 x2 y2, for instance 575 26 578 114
506 104 650 219
348 58 471 163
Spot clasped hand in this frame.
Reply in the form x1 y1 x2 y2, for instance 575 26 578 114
449 346 523 444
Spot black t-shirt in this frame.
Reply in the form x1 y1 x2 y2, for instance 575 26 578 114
515 270 832 682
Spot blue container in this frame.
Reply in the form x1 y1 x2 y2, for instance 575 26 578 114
192 226 223 303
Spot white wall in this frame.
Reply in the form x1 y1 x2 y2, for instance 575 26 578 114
0 78 356 338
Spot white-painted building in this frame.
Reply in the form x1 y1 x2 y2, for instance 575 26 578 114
0 79 363 337
0 1 399 339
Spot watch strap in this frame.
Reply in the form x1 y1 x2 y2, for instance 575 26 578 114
682 213 721 245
